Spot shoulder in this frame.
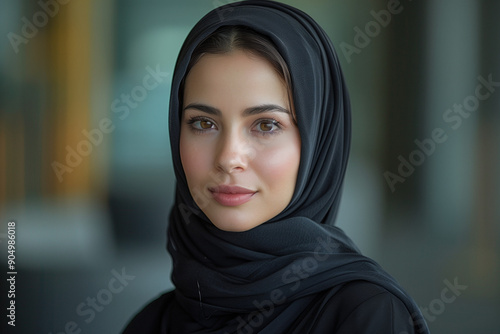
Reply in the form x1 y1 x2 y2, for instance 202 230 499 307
312 281 418 334
122 290 175 334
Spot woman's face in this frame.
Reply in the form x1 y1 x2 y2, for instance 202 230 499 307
180 50 301 232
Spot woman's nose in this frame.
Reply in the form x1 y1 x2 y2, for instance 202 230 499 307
215 131 251 174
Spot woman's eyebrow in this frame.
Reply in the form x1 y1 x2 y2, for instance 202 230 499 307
183 103 221 115
243 104 290 116
183 103 290 116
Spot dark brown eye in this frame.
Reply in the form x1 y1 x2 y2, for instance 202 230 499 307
259 121 274 132
188 117 216 131
199 120 214 129
255 120 280 133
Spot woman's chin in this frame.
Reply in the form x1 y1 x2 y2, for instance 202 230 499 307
207 213 263 232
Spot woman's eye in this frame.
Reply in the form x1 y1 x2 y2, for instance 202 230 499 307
187 117 216 131
196 120 215 129
255 120 281 133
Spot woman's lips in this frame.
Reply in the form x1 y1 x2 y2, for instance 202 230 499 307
209 185 257 207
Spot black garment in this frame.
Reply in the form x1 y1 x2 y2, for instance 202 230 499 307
124 281 423 333
124 1 429 333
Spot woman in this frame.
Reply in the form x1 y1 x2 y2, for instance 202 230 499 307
124 1 430 333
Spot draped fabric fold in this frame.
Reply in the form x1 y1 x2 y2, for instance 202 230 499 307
165 1 429 333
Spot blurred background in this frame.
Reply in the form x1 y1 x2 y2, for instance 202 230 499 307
1 0 499 333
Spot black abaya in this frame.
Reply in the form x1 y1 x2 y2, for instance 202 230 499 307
124 281 425 333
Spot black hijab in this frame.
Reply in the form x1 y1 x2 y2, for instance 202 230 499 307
166 1 429 333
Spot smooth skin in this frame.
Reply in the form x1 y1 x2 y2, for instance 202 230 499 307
180 50 301 232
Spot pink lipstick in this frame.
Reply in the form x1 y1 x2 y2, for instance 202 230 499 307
209 185 256 206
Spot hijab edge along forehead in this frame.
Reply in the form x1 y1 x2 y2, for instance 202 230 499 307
169 0 351 226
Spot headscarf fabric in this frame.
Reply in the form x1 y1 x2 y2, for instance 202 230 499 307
166 1 429 333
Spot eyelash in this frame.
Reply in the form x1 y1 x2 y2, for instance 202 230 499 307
186 116 217 134
185 116 283 136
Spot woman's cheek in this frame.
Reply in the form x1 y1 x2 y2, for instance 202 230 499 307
255 142 300 179
181 139 212 182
